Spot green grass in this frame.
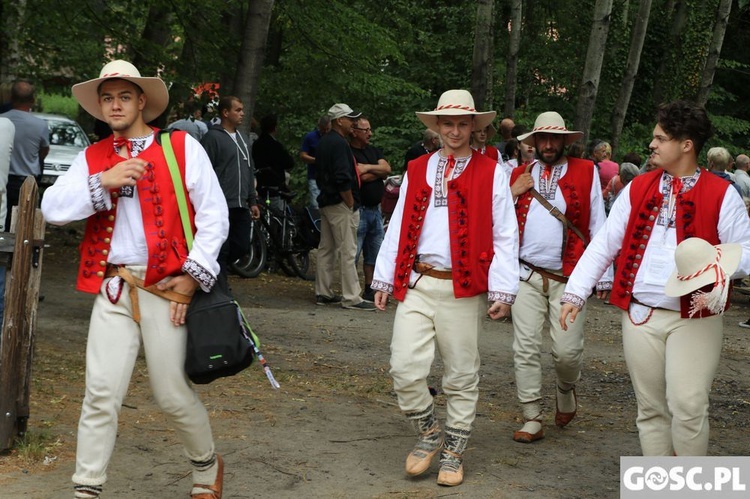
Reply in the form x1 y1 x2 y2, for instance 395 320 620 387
37 92 79 119
14 428 61 463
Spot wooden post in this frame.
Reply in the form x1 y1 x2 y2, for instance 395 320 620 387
0 178 45 450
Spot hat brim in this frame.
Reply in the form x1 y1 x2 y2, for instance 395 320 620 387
517 129 584 147
664 243 743 297
72 76 169 123
416 110 496 134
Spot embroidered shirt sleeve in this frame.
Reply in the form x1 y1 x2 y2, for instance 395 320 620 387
488 291 516 304
596 281 613 291
182 258 216 292
88 173 109 212
561 292 586 309
370 279 393 295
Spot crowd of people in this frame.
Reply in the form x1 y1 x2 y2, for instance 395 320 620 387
3 59 750 497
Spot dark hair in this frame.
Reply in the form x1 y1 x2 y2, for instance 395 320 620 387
260 114 278 134
218 95 241 115
567 140 585 159
622 151 642 166
511 124 528 138
11 79 36 105
657 100 713 155
504 139 519 159
96 78 143 97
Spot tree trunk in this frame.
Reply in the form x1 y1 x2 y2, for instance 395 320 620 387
233 0 275 136
697 0 732 106
653 0 687 106
611 0 653 155
132 1 174 76
504 0 522 118
0 0 27 83
574 0 614 144
471 0 495 111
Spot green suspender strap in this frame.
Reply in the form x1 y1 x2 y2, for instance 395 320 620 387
161 131 195 251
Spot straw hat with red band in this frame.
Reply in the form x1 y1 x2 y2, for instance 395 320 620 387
416 90 496 133
517 111 584 146
664 237 742 316
72 60 169 123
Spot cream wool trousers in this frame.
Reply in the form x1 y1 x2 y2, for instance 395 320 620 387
72 268 214 487
621 307 723 456
389 275 484 430
315 201 362 307
511 271 586 404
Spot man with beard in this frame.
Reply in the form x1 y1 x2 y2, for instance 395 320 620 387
507 111 610 444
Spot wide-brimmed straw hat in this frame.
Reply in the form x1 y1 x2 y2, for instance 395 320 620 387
517 111 583 146
72 60 169 123
665 238 741 316
416 90 496 133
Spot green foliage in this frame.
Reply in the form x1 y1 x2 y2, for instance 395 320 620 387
37 92 79 118
13 429 61 463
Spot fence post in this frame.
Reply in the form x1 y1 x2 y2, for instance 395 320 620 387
0 178 45 450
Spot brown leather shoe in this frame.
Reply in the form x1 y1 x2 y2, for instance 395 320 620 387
437 449 464 486
513 428 545 443
555 387 577 428
191 454 224 499
405 430 443 477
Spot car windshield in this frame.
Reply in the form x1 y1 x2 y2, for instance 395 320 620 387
47 119 88 147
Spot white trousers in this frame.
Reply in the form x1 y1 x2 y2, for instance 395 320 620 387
621 307 723 456
73 268 214 487
315 202 362 307
511 272 586 403
389 275 484 430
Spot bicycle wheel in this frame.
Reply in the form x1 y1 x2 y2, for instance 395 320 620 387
229 221 268 278
277 219 311 279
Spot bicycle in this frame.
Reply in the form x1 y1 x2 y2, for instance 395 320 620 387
230 187 312 279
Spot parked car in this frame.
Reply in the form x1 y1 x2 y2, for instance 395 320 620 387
33 113 90 187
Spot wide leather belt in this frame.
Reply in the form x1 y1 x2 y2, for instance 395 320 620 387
106 265 192 323
520 259 567 294
414 261 452 280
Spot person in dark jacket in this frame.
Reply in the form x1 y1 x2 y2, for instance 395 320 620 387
252 113 295 213
201 95 259 269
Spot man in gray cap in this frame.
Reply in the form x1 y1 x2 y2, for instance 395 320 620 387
314 103 375 310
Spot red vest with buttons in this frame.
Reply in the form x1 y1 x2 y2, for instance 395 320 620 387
510 156 596 276
76 131 195 294
609 168 729 318
392 151 496 301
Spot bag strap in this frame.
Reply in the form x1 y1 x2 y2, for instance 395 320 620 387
523 162 590 249
161 131 194 251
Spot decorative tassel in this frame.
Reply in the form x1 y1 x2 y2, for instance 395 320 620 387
688 268 729 317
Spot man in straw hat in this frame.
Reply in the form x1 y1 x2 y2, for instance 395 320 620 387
560 100 750 456
41 60 229 498
507 111 610 444
371 89 519 486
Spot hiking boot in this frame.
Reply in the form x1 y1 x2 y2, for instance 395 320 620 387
316 294 343 305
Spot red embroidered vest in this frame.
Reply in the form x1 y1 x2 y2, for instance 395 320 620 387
392 151 496 301
510 156 596 276
609 168 729 318
76 131 195 294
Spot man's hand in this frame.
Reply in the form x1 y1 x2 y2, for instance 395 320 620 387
511 172 534 198
596 289 610 301
100 158 147 190
374 291 389 311
488 301 511 320
559 303 581 331
250 204 261 219
157 274 200 326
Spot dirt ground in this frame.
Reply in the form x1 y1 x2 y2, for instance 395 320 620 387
1 223 749 498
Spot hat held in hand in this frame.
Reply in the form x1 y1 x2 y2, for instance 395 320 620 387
665 237 741 316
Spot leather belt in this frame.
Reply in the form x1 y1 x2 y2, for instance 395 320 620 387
106 265 192 323
520 259 567 294
414 261 452 280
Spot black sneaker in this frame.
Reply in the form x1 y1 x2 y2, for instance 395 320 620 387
739 319 750 329
342 301 376 311
316 294 343 306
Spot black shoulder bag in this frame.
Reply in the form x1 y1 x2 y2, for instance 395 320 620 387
161 131 280 387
